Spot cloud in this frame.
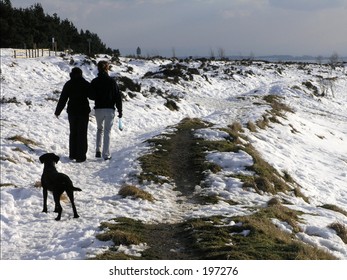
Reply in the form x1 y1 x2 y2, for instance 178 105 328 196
269 0 347 11
8 0 347 56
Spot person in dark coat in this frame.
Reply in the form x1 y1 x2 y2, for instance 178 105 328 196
90 60 122 160
55 67 91 162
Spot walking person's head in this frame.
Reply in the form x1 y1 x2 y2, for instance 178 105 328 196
69 67 83 79
97 60 109 73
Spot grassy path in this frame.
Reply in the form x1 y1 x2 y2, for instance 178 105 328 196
93 118 337 260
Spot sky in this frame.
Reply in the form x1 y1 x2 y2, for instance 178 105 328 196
8 0 347 57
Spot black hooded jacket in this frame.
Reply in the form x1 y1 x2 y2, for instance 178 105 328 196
90 71 122 117
55 76 91 116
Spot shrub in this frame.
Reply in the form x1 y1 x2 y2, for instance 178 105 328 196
118 76 141 92
302 80 319 96
164 99 179 111
0 96 20 104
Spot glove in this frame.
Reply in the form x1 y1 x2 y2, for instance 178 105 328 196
118 112 122 118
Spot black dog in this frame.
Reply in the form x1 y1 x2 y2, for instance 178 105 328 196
39 153 82 221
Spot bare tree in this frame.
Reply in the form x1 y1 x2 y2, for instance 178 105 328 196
329 52 339 70
209 48 215 60
172 47 176 59
217 47 225 60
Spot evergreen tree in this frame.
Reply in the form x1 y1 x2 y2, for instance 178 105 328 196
0 0 114 54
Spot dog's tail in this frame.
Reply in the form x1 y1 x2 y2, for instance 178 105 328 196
72 186 82 192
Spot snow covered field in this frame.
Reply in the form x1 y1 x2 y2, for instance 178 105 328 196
1 48 347 260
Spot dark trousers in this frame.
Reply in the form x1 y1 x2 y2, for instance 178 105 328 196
68 114 89 161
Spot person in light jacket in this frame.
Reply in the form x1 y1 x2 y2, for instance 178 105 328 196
55 67 91 162
90 61 122 160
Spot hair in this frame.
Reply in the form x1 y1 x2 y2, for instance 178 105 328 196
97 60 109 72
70 67 82 79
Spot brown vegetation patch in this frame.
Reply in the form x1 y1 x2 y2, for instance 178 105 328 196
118 185 154 202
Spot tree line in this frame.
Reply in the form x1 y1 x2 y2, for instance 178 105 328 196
0 0 118 55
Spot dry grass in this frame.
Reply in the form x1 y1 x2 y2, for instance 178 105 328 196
97 229 142 246
0 183 17 188
328 222 347 243
267 197 282 206
250 95 293 130
247 121 258 132
118 185 154 202
6 135 38 151
96 218 144 248
294 187 310 203
227 121 244 136
320 204 347 217
182 206 336 260
243 144 290 194
0 156 17 164
256 115 270 129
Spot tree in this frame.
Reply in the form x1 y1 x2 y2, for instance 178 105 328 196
217 47 226 60
136 46 141 57
329 52 339 70
209 48 215 60
0 0 13 46
171 47 176 59
0 0 114 54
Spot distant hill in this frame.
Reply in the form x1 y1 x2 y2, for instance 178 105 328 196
0 0 118 55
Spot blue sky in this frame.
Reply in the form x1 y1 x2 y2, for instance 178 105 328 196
9 0 347 57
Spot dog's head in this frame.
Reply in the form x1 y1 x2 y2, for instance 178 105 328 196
39 153 60 164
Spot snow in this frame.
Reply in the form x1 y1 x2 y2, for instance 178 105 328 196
1 48 347 260
205 151 254 175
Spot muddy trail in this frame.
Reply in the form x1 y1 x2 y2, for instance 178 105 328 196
95 119 212 260
168 120 207 199
141 120 209 259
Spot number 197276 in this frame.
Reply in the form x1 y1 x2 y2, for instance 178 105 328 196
202 267 238 276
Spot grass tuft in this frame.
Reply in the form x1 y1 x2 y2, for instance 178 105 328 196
319 204 347 217
247 121 258 132
243 144 290 194
96 218 144 246
0 156 17 164
118 185 154 202
328 222 347 244
6 135 38 151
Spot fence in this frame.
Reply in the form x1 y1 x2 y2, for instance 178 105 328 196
13 48 62 58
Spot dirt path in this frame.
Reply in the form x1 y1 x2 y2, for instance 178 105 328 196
95 119 210 259
169 121 207 199
94 117 236 260
140 222 196 259
142 119 208 259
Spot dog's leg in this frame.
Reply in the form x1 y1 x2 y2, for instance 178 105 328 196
66 190 79 218
53 192 63 221
42 188 48 213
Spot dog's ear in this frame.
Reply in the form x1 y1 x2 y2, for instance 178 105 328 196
53 154 60 163
39 154 46 164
